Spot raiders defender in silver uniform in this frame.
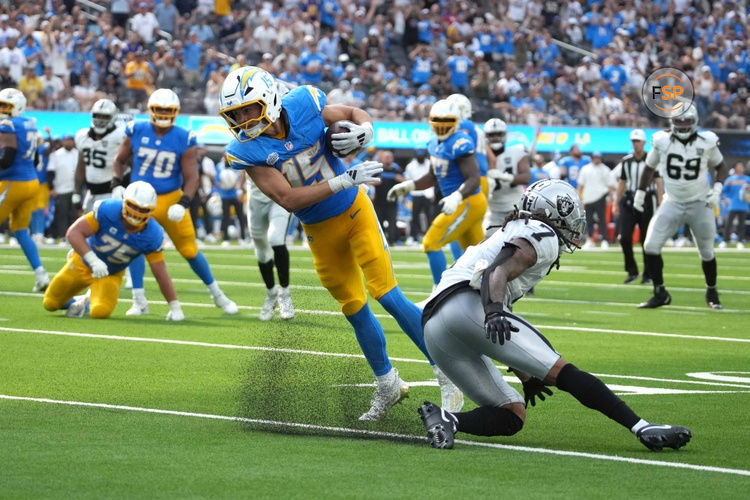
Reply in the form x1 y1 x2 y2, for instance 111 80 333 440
73 99 127 212
633 104 727 309
483 118 530 236
417 179 691 451
246 173 295 321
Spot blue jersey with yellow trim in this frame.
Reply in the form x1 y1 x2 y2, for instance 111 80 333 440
36 141 49 183
126 121 197 194
559 155 590 188
87 199 164 274
225 85 356 224
458 118 488 176
0 116 38 181
428 131 478 197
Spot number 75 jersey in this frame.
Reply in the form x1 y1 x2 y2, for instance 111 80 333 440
646 130 723 203
126 121 197 194
74 125 126 185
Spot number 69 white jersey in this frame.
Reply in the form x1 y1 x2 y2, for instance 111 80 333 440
74 125 126 185
645 130 723 203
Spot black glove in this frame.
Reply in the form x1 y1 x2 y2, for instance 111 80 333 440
521 377 553 407
484 303 518 345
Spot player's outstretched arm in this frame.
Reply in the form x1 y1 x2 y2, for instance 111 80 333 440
66 215 97 259
148 257 183 321
73 152 85 210
387 169 436 201
111 135 132 198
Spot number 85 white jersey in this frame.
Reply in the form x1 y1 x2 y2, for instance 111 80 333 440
74 125 126 185
646 130 723 203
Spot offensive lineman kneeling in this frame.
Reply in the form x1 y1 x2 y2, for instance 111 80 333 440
418 179 691 451
43 181 185 320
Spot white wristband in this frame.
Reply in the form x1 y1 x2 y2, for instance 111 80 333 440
82 251 99 266
168 300 181 311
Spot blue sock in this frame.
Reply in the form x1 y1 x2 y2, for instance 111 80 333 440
426 250 447 285
129 254 145 289
188 252 215 285
14 229 42 269
378 287 433 364
346 303 391 376
450 240 464 260
30 210 44 235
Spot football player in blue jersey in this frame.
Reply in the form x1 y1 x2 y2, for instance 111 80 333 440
559 144 590 189
388 99 487 287
111 88 238 316
218 66 463 420
0 88 50 292
43 181 185 320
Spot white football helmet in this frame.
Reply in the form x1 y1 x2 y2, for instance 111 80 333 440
520 179 586 253
447 93 472 120
219 66 282 142
670 102 699 140
122 181 157 229
90 98 117 134
429 99 460 140
484 118 507 151
147 88 180 128
218 168 238 191
0 88 26 118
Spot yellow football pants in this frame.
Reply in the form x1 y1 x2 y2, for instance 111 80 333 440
422 191 487 252
153 189 198 259
0 179 39 231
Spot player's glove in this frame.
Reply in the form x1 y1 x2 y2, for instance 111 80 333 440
487 170 515 184
72 193 82 211
387 179 415 201
439 190 463 215
167 195 191 222
328 160 383 193
166 300 185 321
706 182 722 208
110 177 125 199
521 377 553 407
330 121 374 156
82 251 109 278
632 189 646 212
483 303 518 345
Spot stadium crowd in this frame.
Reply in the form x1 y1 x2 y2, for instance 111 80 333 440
0 0 748 129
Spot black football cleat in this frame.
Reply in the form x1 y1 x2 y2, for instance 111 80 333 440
418 401 458 449
624 273 639 284
706 288 723 310
638 290 671 308
637 424 692 451
640 277 653 285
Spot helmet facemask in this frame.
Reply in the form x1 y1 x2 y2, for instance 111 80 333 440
149 105 178 128
221 101 272 141
122 199 154 229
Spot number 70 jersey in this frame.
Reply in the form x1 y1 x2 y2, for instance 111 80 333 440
646 130 723 203
126 120 197 194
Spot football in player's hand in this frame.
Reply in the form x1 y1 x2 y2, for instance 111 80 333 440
325 121 353 158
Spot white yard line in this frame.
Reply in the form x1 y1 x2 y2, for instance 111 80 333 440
0 393 748 478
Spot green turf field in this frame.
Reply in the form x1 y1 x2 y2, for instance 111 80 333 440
1 244 749 498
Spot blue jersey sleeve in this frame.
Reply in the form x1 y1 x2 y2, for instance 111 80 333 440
0 118 15 133
451 133 475 158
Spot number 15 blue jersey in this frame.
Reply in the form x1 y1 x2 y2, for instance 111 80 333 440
127 121 197 194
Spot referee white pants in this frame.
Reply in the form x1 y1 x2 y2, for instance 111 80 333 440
247 196 292 263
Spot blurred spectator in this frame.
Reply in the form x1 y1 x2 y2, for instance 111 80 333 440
446 44 472 93
130 3 160 47
124 51 152 109
721 161 750 248
182 33 202 90
47 136 78 240
0 36 26 83
189 17 214 44
155 0 180 35
403 148 434 243
18 65 42 107
110 0 131 29
373 150 404 246
157 50 182 90
578 151 616 247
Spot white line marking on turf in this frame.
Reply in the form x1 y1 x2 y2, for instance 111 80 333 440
1 394 748 478
687 372 750 384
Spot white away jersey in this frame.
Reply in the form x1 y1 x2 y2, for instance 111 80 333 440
433 218 560 308
646 130 722 202
74 125 126 185
245 175 272 203
490 144 527 212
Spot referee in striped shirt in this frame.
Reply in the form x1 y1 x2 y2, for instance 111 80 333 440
612 129 663 284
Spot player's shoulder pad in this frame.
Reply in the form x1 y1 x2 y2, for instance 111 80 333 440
509 143 527 154
224 146 256 170
651 130 671 149
451 133 475 157
458 119 477 140
0 118 14 132
698 130 719 146
186 129 198 148
303 85 327 111
92 198 108 218
74 127 88 144
125 120 136 136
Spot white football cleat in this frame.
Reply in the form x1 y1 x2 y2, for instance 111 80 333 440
126 297 149 316
32 268 50 293
433 365 464 413
278 286 295 320
65 295 90 318
359 368 409 421
259 286 279 321
213 291 238 315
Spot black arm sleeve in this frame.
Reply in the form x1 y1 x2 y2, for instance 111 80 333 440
0 146 16 170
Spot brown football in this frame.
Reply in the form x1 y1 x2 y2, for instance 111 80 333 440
325 121 351 158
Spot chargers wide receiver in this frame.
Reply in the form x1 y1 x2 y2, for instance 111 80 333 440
43 181 185 320
417 179 691 452
219 66 463 420
634 103 727 309
484 118 531 236
73 99 127 212
111 88 238 316
388 99 487 286
0 88 50 292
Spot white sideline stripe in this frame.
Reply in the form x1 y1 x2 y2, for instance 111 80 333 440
3 325 750 390
523 296 749 314
1 394 748 478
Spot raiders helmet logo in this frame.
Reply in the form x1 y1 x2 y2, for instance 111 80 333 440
557 195 574 217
